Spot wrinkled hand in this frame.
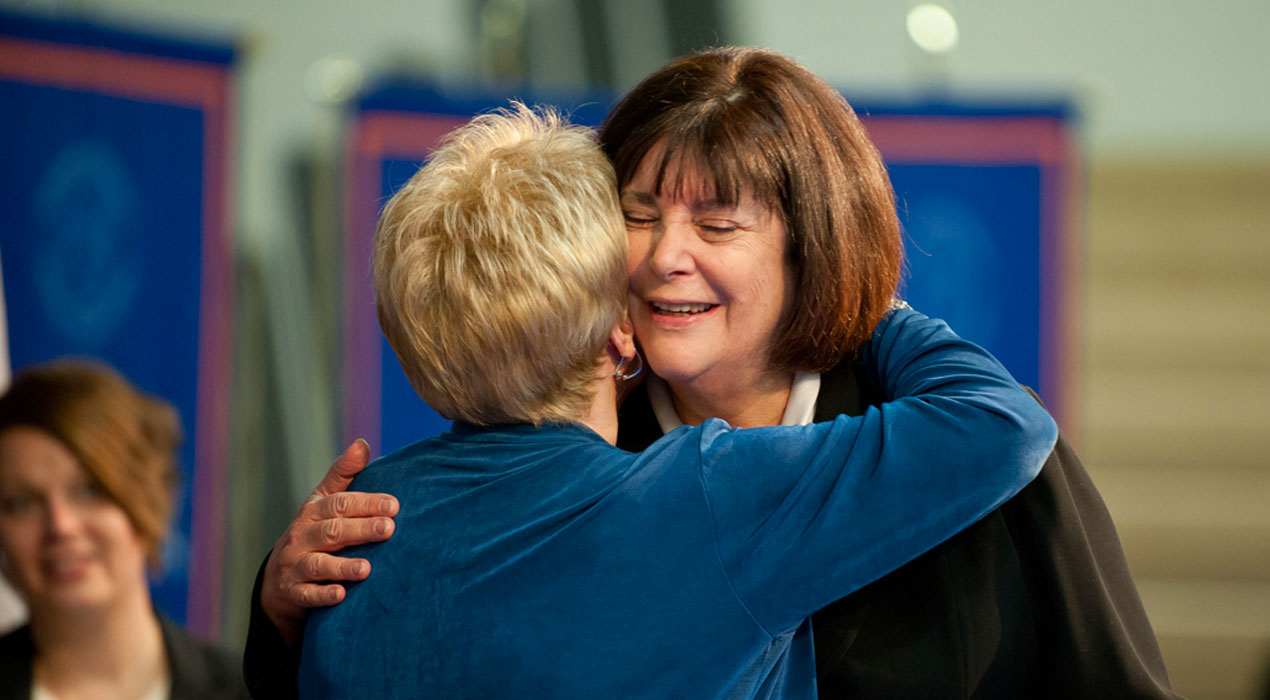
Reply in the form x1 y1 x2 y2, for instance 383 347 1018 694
260 439 399 646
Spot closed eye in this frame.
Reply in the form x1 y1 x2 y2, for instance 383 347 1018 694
623 212 657 228
698 220 739 236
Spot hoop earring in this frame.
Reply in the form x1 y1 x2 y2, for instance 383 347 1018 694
613 351 643 382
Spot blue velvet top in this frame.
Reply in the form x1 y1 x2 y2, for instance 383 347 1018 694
298 309 1057 700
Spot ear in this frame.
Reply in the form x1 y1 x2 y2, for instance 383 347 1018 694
608 315 636 362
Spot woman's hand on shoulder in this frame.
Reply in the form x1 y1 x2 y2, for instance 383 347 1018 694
261 439 399 646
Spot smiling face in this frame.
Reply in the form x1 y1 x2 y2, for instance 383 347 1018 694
0 427 149 615
622 146 795 402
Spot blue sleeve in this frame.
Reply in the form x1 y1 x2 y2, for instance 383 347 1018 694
695 307 1058 636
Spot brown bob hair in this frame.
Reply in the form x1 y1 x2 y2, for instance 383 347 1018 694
0 361 181 564
599 47 902 371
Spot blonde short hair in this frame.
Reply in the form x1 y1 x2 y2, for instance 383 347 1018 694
374 104 627 425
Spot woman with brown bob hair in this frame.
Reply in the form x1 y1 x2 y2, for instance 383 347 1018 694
247 47 1181 699
0 361 247 699
601 45 901 374
599 47 1179 699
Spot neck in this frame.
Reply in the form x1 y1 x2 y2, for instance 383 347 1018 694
667 367 795 428
575 366 621 445
29 586 167 695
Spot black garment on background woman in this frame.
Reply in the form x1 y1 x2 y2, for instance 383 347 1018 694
0 612 249 700
618 355 1183 700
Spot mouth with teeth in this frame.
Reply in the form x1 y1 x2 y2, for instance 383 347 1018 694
650 301 718 317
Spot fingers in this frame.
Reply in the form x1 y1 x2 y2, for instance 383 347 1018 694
290 582 347 609
279 554 369 609
260 550 365 644
259 439 393 634
295 551 372 583
299 513 396 551
309 439 372 502
268 551 370 612
307 491 399 520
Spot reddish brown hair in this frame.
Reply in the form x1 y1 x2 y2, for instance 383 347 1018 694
599 47 902 371
0 361 181 564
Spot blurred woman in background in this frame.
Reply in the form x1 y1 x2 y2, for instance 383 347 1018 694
0 361 247 700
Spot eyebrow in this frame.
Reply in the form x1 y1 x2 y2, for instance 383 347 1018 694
621 191 658 207
620 189 733 214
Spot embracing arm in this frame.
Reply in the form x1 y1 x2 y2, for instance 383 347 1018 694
698 308 1058 633
243 440 398 699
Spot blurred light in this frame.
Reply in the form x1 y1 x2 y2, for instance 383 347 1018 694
907 3 959 55
304 55 364 104
481 0 527 41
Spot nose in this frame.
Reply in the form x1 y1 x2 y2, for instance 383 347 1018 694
646 218 697 281
43 497 83 538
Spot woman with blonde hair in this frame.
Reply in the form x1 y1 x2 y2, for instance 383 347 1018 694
290 104 1055 698
0 361 247 699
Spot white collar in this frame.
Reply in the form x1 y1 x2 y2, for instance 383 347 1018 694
646 371 822 433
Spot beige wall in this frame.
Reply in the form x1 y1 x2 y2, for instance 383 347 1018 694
1084 163 1270 699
